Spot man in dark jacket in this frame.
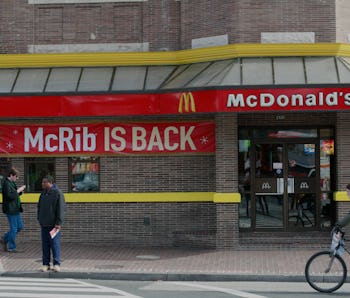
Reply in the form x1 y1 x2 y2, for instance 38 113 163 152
2 167 26 252
37 175 65 272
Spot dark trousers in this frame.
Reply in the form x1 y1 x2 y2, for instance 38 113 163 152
41 226 61 266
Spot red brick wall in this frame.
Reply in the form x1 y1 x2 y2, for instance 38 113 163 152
11 202 216 247
0 112 342 248
0 115 218 248
336 112 350 236
0 0 336 54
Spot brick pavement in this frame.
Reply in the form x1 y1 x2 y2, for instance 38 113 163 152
0 241 340 281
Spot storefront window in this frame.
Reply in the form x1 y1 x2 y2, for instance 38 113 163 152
71 157 99 192
25 158 55 192
320 128 335 228
238 132 252 228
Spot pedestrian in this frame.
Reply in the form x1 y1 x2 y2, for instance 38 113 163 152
37 175 65 272
1 167 25 253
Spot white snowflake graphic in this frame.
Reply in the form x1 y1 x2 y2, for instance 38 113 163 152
6 142 14 150
200 136 209 144
13 130 18 135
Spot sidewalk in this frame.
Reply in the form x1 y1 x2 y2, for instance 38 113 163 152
0 241 333 281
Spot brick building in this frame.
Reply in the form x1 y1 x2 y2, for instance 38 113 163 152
0 0 350 248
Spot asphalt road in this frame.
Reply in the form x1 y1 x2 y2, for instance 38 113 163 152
1 277 350 298
89 279 350 298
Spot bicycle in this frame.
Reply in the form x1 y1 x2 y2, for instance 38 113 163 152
305 227 348 293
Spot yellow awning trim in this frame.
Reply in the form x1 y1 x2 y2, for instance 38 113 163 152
334 191 350 202
0 43 349 68
8 192 241 203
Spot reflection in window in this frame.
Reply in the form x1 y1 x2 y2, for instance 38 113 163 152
238 139 251 228
25 158 55 192
320 137 334 228
254 129 317 138
71 157 99 192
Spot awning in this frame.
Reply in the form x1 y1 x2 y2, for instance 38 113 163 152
1 56 350 94
1 44 350 117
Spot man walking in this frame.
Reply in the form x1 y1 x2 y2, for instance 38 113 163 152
37 176 65 272
2 167 25 252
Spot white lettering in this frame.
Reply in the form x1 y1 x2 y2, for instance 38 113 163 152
45 134 58 152
326 92 338 106
82 127 96 151
180 126 196 150
111 126 126 152
59 127 74 151
344 93 350 106
147 127 164 151
260 93 274 107
319 92 324 105
132 127 147 151
104 127 110 151
246 95 257 107
227 94 245 107
291 94 303 106
75 127 81 151
164 127 179 151
24 127 43 152
226 91 344 110
305 94 317 106
276 95 289 107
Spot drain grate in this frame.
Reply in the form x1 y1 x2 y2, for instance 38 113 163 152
94 264 124 269
136 255 160 260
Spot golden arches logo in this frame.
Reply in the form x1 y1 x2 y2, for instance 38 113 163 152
178 92 196 113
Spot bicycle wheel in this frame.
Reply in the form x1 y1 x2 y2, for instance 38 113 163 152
305 250 347 293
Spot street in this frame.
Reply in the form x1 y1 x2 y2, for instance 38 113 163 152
1 277 350 298
92 280 350 298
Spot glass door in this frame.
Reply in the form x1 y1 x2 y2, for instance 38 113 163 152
252 142 318 230
287 143 316 228
254 143 284 229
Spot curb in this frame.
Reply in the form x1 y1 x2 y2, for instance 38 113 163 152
0 271 307 282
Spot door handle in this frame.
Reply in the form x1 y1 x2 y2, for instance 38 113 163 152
287 177 294 193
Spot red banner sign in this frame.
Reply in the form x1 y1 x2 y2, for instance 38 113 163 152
0 121 215 155
2 87 350 118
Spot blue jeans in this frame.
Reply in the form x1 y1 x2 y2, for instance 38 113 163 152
4 213 23 251
41 226 61 266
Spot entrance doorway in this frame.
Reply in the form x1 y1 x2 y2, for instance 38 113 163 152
239 128 335 231
254 142 317 229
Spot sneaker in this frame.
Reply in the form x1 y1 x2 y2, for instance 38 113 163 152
7 249 23 253
42 265 50 272
53 265 60 272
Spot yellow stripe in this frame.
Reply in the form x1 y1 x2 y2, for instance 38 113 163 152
213 193 241 203
0 43 349 68
8 192 240 203
334 191 350 202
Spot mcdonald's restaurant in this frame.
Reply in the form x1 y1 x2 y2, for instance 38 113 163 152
1 43 350 248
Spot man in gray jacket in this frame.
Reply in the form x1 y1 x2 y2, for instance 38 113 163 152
37 176 65 272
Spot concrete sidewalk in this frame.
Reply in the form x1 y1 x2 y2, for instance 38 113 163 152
0 241 334 281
